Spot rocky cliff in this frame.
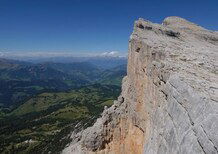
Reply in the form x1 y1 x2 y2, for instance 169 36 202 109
62 17 218 154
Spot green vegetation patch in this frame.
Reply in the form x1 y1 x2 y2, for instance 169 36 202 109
0 84 121 154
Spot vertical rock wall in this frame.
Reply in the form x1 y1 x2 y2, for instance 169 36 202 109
63 17 218 154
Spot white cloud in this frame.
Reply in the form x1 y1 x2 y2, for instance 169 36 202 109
99 51 127 57
100 51 119 57
0 52 4 57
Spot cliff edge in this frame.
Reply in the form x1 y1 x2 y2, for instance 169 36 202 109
63 17 218 154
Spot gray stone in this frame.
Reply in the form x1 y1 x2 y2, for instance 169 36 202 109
62 16 218 154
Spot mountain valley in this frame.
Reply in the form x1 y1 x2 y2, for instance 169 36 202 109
0 57 126 153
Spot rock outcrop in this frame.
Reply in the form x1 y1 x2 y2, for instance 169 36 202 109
62 17 218 154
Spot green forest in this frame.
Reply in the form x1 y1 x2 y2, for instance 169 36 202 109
0 58 126 154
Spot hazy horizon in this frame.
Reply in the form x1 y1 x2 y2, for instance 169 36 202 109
0 51 127 59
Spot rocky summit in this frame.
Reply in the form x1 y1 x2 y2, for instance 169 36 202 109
62 17 218 154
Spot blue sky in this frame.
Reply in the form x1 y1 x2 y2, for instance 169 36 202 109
0 0 217 55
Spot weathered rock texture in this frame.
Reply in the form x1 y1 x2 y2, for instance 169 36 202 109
62 17 218 154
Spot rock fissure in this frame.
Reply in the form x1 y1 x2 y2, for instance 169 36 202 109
200 125 218 152
196 137 207 154
169 84 195 126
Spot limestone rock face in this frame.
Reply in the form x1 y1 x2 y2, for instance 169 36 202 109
62 17 218 154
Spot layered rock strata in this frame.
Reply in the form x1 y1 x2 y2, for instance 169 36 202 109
63 17 218 154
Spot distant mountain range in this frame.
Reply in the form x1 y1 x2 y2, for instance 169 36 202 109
0 51 127 69
0 57 127 107
0 56 126 153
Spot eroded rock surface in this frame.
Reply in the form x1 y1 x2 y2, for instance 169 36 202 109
62 16 218 154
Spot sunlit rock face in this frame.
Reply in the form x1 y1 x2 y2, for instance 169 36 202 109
62 17 218 154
